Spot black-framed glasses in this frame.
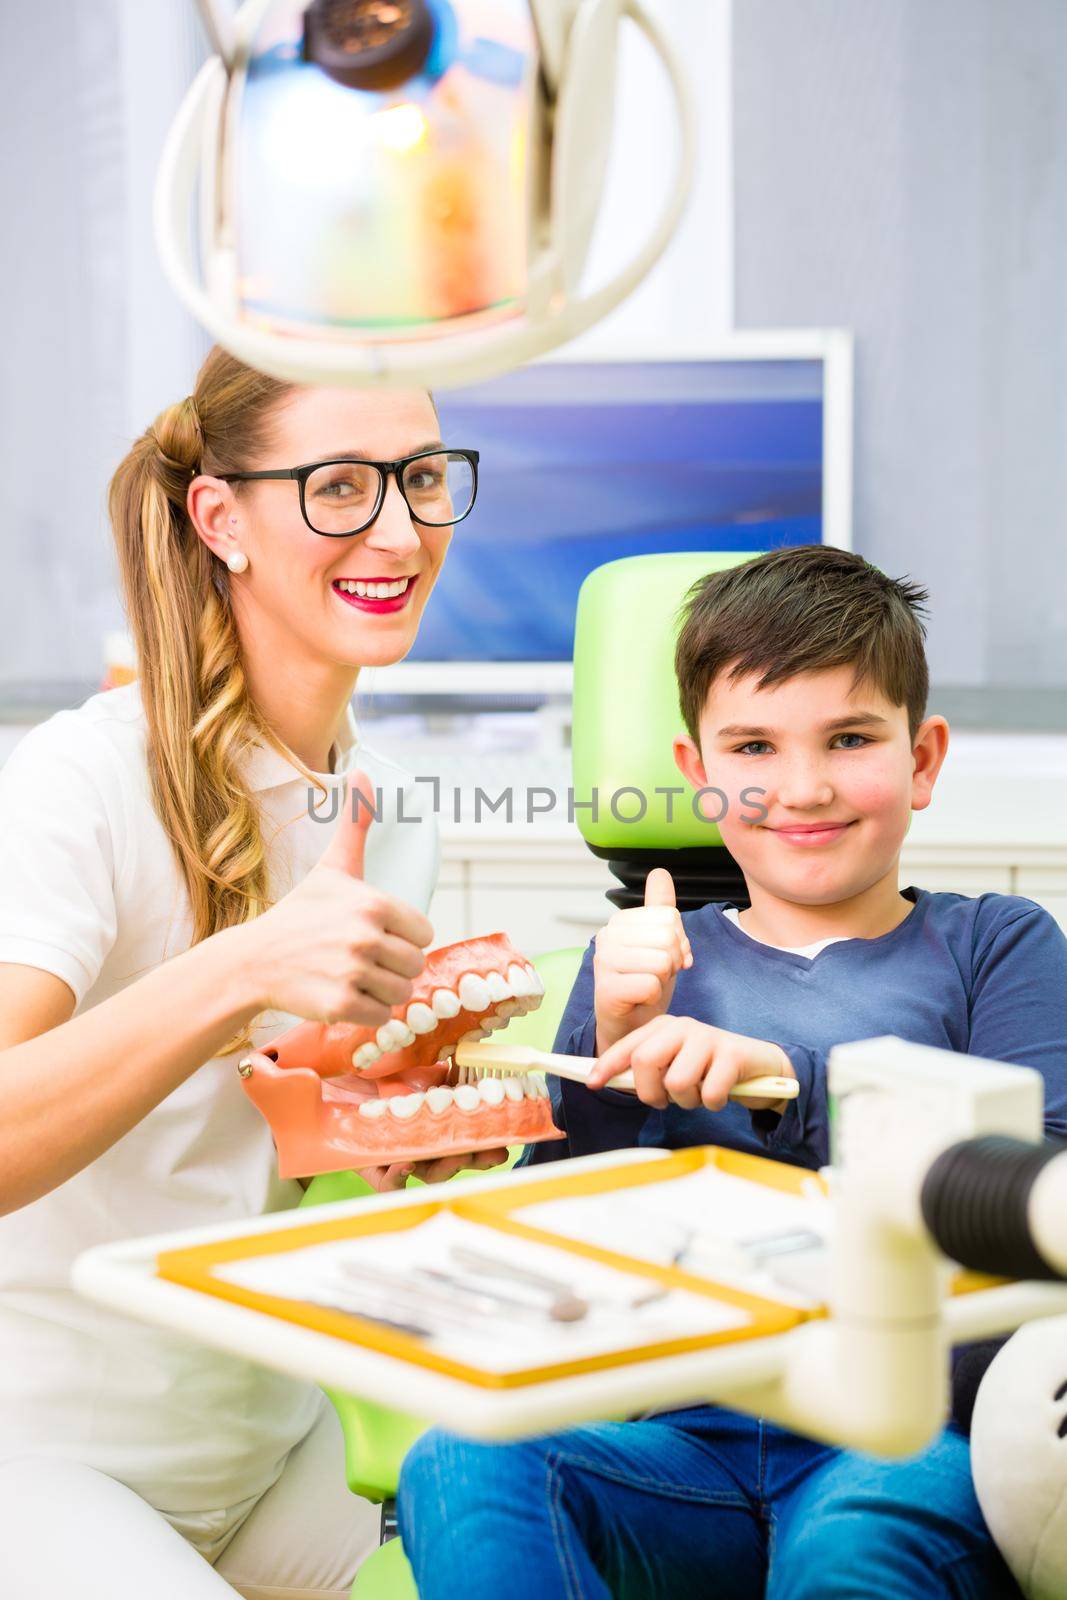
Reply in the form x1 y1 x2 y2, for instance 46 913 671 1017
219 448 479 538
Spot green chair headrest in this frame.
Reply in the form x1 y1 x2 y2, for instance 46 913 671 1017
571 552 762 852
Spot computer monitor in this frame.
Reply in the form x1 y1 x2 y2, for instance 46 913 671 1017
362 332 853 697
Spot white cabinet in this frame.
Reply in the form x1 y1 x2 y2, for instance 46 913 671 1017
1014 866 1067 934
434 833 1067 950
426 859 468 948
429 839 617 955
896 855 1012 897
468 884 613 955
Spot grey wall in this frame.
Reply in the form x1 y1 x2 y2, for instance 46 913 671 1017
5 2 1065 709
0 1 207 697
732 0 1067 693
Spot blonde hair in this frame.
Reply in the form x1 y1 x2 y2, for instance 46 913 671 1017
108 346 304 1053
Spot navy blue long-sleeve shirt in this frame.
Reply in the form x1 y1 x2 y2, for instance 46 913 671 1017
524 885 1067 1431
528 885 1067 1169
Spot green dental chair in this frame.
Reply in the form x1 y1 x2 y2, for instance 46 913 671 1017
299 943 587 1599
301 551 763 1596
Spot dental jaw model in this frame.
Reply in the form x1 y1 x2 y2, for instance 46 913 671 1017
238 934 565 1177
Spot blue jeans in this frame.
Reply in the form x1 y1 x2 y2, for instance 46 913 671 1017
396 1404 1018 1599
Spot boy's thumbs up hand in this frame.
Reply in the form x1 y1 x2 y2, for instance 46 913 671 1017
642 866 677 910
244 769 434 1027
592 868 693 1055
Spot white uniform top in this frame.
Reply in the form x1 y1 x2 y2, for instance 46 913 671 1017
0 682 438 1517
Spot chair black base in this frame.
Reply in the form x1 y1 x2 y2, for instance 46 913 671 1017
586 845 750 913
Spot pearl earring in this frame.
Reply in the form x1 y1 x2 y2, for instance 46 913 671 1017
226 550 249 574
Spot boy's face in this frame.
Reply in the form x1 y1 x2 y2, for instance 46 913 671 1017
673 664 949 908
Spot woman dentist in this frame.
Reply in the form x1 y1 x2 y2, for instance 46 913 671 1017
0 347 499 1597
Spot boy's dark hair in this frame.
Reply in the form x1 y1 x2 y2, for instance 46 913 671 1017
674 545 930 743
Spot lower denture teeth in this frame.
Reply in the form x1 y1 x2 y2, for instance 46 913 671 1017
460 1027 489 1043
477 1078 506 1107
388 1093 424 1120
457 973 491 1011
357 1099 389 1119
503 1077 524 1103
453 1085 481 1113
405 1002 437 1035
431 988 461 1019
522 1076 545 1099
425 1087 454 1115
353 1042 383 1069
496 1000 521 1019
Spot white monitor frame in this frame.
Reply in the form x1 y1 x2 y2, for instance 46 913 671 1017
361 328 854 698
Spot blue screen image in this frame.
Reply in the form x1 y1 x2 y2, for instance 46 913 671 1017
419 359 825 662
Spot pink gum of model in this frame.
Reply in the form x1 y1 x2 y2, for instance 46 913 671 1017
239 932 566 1178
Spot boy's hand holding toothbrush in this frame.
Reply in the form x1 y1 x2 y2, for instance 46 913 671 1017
590 870 796 1115
588 1017 796 1114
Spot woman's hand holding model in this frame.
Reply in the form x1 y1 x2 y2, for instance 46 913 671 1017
247 769 507 1191
593 868 693 1054
0 771 498 1217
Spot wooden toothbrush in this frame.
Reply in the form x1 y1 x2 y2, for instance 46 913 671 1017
452 1039 799 1104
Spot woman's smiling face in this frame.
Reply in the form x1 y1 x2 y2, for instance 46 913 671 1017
219 385 452 670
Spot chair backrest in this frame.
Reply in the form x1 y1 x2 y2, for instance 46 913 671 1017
571 551 762 907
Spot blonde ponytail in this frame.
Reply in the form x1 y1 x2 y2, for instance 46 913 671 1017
108 349 301 1053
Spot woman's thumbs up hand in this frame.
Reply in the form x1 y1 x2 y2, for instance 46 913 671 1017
241 771 434 1027
592 867 693 1055
316 768 376 879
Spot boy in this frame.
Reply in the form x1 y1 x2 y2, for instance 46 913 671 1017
398 546 1067 1599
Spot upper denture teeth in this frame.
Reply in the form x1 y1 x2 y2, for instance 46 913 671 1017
453 1085 481 1113
431 988 461 1019
376 1019 415 1052
352 1041 383 1069
506 963 531 997
405 1002 437 1035
357 1099 389 1118
477 1078 506 1107
387 1093 424 1119
425 1087 454 1115
485 971 510 1001
503 1077 524 1102
457 973 491 1011
525 964 544 997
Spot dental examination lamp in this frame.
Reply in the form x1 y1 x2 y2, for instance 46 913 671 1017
157 0 696 387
